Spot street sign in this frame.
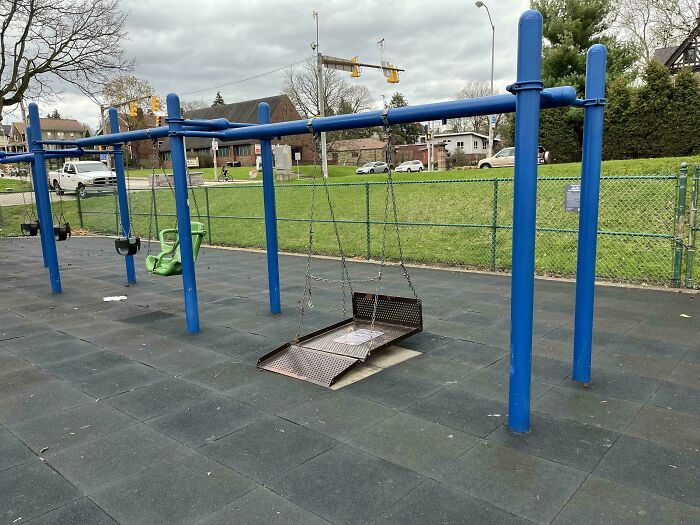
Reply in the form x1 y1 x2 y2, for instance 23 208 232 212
211 139 218 151
294 152 301 161
491 115 496 125
254 143 261 155
565 184 581 212
100 153 108 162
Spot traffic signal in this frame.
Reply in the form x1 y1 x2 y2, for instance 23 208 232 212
155 116 163 127
386 64 399 84
129 101 138 117
151 96 160 113
351 56 360 78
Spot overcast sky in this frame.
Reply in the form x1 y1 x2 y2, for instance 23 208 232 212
27 0 531 128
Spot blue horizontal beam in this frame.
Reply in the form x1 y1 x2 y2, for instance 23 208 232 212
183 118 255 130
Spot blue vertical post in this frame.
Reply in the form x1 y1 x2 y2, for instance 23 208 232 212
572 45 607 384
108 108 136 284
28 103 62 293
26 126 48 267
258 102 281 314
508 10 543 433
166 93 200 333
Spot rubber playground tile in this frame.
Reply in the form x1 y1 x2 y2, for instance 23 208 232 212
72 361 168 399
428 338 507 367
128 342 231 376
347 412 480 478
147 395 269 448
0 366 55 397
542 325 623 348
624 404 700 452
18 339 101 367
91 451 258 525
341 366 443 410
605 334 691 361
202 417 337 483
649 381 700 416
46 424 188 494
0 322 48 342
535 385 643 432
267 444 424 525
439 441 588 524
488 355 571 385
0 330 76 352
0 427 34 472
183 361 264 392
404 387 507 437
594 435 700 507
194 486 330 525
0 460 82 524
559 366 662 403
24 497 119 525
12 402 136 455
592 351 679 381
552 475 700 525
0 380 94 426
0 355 32 374
487 411 618 472
44 351 131 382
393 331 453 351
389 353 479 384
669 361 700 388
379 479 532 525
227 371 330 413
280 391 397 441
450 365 554 404
108 378 213 421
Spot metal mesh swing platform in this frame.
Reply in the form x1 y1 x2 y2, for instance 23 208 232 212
257 293 422 387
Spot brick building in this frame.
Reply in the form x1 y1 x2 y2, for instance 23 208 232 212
8 118 86 152
328 138 387 166
158 95 311 168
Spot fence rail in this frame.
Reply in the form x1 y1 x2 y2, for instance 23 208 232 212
3 170 697 288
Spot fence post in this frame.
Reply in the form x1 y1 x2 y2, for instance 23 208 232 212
491 178 498 271
76 191 84 228
685 165 698 288
672 162 688 288
205 186 213 244
365 182 371 260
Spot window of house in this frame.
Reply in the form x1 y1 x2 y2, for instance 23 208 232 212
483 140 487 149
473 140 478 149
58 132 65 139
161 151 172 162
236 144 252 156
218 146 231 157
457 141 464 148
46 131 53 138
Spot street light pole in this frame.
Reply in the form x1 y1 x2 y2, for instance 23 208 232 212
476 1 495 157
313 10 329 178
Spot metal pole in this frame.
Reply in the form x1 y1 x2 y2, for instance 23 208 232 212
365 182 371 259
572 44 607 384
476 1 495 157
25 126 49 267
507 9 543 433
317 52 329 179
491 178 498 271
212 139 218 180
28 103 62 293
204 186 213 244
259 102 281 314
109 108 136 284
672 163 688 287
166 93 200 333
686 165 698 288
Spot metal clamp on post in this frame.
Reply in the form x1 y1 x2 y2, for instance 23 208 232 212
581 97 606 107
306 119 315 134
380 108 390 130
506 80 544 94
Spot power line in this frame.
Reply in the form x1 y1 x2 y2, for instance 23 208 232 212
179 58 312 97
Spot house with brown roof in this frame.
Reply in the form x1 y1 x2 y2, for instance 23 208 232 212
8 118 86 152
158 94 311 168
328 138 388 166
654 8 700 74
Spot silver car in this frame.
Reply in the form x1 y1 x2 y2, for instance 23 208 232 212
356 161 389 174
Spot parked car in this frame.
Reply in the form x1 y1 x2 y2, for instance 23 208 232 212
478 146 552 169
356 161 389 174
48 161 117 198
395 160 424 173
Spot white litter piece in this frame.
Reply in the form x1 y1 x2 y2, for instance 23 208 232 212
680 314 691 318
103 296 128 302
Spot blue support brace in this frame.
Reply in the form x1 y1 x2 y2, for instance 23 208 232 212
572 45 607 384
166 93 200 333
109 108 136 284
508 9 544 433
26 126 48 267
28 104 62 293
259 102 281 314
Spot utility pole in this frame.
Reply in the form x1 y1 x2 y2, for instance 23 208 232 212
312 10 329 178
476 1 495 157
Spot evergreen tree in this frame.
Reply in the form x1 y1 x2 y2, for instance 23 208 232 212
388 92 421 145
332 97 375 140
602 76 634 160
629 60 673 158
666 67 700 157
212 92 225 106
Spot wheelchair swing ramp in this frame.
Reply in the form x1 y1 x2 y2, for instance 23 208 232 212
257 293 423 387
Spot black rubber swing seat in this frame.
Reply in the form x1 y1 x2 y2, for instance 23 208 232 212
257 293 423 387
115 236 141 256
21 220 40 237
54 223 71 241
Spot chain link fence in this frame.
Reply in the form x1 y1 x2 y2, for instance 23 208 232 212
2 168 695 288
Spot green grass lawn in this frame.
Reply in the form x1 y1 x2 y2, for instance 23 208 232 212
0 177 33 192
3 155 696 286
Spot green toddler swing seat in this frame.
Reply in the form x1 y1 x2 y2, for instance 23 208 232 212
145 222 205 276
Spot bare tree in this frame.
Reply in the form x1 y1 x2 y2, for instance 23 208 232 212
181 99 209 113
283 59 371 118
102 75 155 110
448 81 505 139
615 0 697 63
0 0 132 119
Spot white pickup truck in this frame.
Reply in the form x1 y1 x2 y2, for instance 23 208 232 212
48 161 117 198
